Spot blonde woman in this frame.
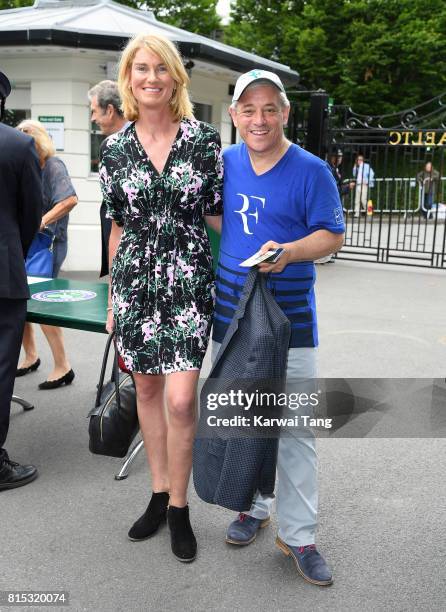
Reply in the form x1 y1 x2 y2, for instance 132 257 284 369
16 120 77 389
99 33 222 562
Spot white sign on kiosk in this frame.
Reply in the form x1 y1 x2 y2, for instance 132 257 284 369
38 115 64 151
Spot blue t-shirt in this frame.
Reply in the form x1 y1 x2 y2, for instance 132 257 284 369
213 142 345 348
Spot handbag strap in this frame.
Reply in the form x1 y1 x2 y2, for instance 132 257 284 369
111 336 121 407
95 331 121 407
44 222 57 251
41 221 57 239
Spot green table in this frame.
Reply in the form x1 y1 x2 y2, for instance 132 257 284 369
22 277 140 479
13 278 108 412
27 278 108 333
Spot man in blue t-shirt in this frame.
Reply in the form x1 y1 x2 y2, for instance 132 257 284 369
212 69 345 586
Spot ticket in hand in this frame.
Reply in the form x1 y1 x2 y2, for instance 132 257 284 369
239 248 284 268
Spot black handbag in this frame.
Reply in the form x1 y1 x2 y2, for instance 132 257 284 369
88 332 139 458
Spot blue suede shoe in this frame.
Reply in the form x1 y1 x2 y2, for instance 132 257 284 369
226 513 270 546
276 537 333 586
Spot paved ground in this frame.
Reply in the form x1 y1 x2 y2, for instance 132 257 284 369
2 261 446 612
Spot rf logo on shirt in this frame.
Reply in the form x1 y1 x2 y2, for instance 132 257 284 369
234 193 266 235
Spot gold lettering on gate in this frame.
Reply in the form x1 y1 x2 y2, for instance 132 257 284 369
388 131 446 146
413 131 423 146
389 131 401 145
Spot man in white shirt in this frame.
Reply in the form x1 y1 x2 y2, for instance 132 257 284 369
353 154 375 216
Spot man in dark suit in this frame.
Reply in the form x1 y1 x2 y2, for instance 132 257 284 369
88 80 127 277
0 71 43 490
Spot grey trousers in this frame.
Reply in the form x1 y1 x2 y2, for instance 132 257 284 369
211 342 318 546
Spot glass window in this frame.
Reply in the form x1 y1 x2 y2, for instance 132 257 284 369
3 109 30 128
194 102 212 124
91 121 106 173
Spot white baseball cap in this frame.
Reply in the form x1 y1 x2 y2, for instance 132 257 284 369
232 69 285 102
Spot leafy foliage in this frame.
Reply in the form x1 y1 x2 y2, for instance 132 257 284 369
225 0 446 114
0 0 33 7
2 0 445 113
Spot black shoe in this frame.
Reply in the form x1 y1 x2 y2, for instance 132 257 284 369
16 358 41 377
167 505 197 562
128 491 169 541
38 369 75 390
0 451 38 491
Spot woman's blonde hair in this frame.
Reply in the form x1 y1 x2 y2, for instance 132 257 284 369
118 32 194 122
17 119 55 162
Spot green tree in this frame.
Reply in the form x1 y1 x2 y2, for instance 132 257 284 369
335 0 446 114
225 0 446 115
225 1 304 64
0 0 33 7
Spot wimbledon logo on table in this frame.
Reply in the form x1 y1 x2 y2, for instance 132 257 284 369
31 290 97 302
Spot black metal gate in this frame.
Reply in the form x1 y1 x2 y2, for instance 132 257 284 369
289 91 446 268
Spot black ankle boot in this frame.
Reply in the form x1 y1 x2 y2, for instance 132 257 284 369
167 505 197 562
128 492 169 541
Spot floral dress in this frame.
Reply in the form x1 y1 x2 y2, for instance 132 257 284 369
99 119 223 374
